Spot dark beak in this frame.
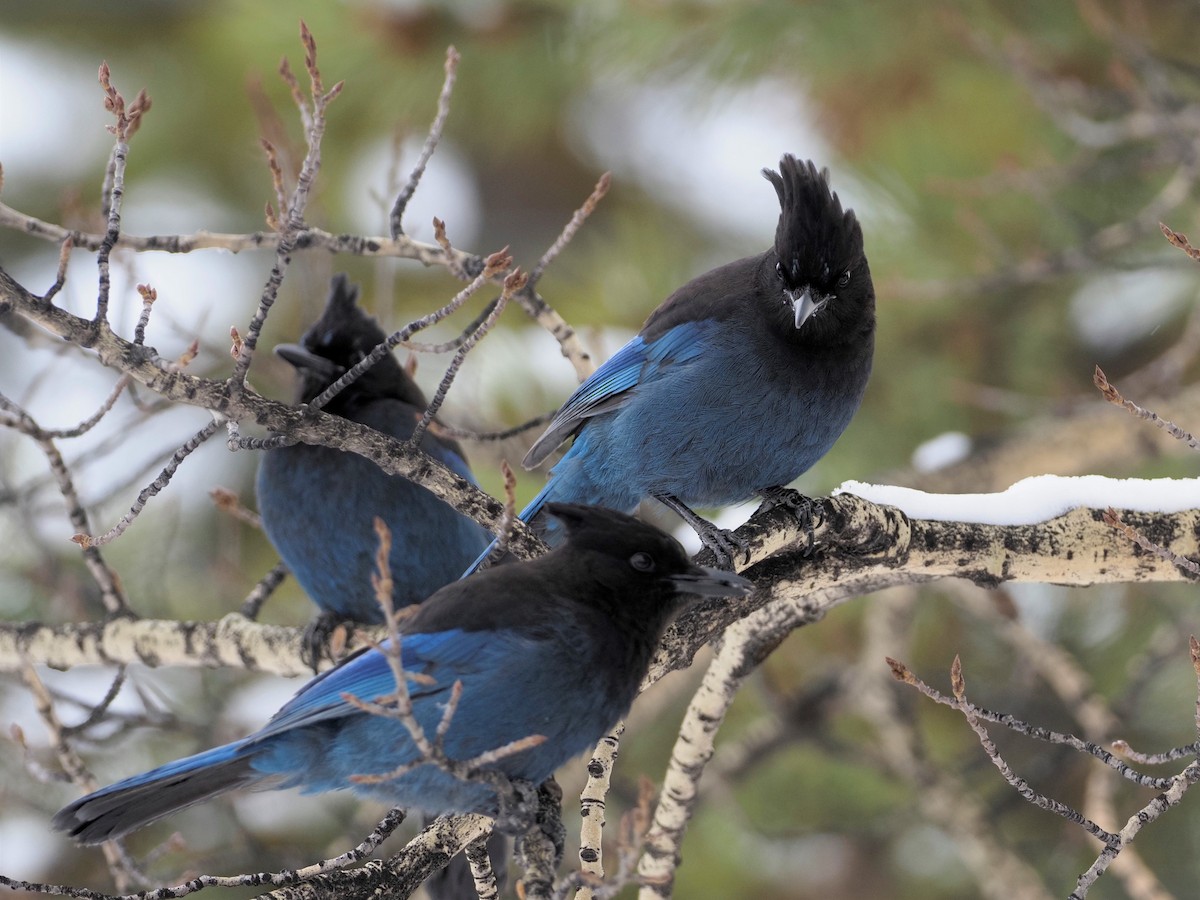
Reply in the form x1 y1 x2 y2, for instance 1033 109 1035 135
787 287 818 329
275 343 343 379
669 564 753 598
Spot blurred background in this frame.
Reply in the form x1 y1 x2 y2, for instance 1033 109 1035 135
2 1 1200 897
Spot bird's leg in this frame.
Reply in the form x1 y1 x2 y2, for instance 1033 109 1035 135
300 611 351 672
651 491 749 570
756 486 821 554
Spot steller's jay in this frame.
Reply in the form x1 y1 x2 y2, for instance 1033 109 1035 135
473 156 875 569
53 503 752 846
257 275 490 659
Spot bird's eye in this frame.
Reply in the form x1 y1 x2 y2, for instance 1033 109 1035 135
775 261 785 282
629 552 656 572
837 269 851 288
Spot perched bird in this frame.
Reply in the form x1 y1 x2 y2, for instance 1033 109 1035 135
475 156 874 568
257 275 490 659
53 504 752 845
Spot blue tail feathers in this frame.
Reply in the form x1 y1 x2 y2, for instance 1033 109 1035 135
52 738 266 845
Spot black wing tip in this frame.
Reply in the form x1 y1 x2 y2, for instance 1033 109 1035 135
522 431 557 469
51 804 120 846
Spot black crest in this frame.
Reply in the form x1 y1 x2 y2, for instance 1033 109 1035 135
762 156 863 289
285 275 426 411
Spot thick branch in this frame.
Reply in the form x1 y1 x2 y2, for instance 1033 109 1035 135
648 494 1200 688
4 496 1196 676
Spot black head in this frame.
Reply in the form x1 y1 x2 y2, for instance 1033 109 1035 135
276 275 427 412
544 503 752 604
761 156 874 344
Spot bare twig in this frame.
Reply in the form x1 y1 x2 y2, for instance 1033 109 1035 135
308 249 512 412
73 418 222 548
428 410 555 443
944 655 1117 843
240 563 289 620
20 661 140 890
884 656 1174 789
529 172 611 286
410 267 526 446
132 283 156 345
0 394 129 615
209 486 263 529
1093 366 1200 449
432 216 470 280
390 46 460 237
94 62 149 326
1073 639 1200 900
480 459 518 569
1161 221 1200 261
41 376 131 440
231 21 343 387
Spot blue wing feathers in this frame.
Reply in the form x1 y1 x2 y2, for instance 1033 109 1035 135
523 325 708 469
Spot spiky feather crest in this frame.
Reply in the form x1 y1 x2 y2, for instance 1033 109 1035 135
762 156 862 290
289 275 426 410
302 274 387 364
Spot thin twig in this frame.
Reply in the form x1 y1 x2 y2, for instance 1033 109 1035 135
410 268 526 447
94 62 149 326
1093 365 1200 449
390 46 460 237
20 661 143 891
478 459 519 572
74 418 221 548
231 21 343 387
209 486 263 529
428 410 554 443
40 375 131 440
0 394 129 614
240 562 289 620
1072 638 1200 899
530 172 611 286
132 283 156 345
944 655 1117 843
309 249 511 411
884 656 1174 789
1160 221 1200 261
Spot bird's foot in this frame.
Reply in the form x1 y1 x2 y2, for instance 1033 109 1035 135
694 522 751 571
652 490 749 570
300 612 351 672
757 486 821 554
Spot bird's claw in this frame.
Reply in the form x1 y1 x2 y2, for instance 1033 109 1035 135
757 487 821 554
696 524 751 571
300 612 350 672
